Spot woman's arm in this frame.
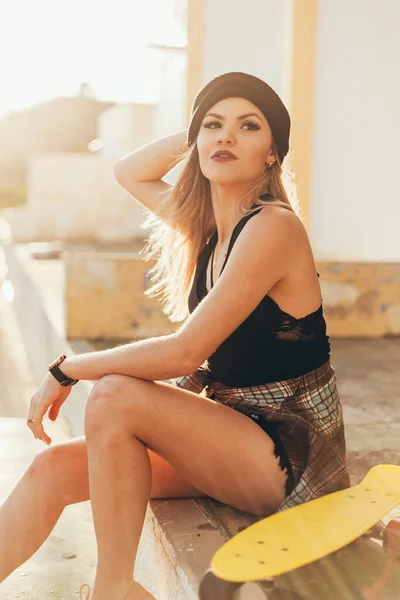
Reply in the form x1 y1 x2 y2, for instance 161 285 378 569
27 331 193 446
113 129 188 216
113 129 188 182
60 333 193 383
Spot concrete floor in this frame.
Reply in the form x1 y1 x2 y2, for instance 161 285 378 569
330 336 400 486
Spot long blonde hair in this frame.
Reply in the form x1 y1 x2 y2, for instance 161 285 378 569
140 140 300 323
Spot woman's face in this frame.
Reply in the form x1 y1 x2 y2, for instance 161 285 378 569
196 97 275 185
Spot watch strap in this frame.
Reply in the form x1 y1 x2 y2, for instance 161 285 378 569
49 355 79 387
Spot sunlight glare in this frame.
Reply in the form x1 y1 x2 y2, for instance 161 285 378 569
0 0 166 117
1 280 15 304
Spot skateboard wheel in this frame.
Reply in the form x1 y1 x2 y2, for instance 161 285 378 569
231 582 270 599
383 519 400 554
361 520 385 541
198 570 241 600
268 590 305 600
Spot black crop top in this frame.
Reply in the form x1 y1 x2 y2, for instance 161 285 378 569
188 205 331 387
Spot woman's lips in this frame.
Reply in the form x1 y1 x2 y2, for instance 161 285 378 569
212 157 238 162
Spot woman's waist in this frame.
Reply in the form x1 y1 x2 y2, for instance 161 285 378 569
204 342 330 387
203 357 334 397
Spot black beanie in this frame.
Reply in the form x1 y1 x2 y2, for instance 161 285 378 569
187 71 291 164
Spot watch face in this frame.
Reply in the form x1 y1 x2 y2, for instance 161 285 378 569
50 355 66 369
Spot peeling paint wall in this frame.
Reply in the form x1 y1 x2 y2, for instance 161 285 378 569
64 250 177 340
318 262 400 337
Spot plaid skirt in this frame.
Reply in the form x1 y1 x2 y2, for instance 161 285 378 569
169 359 350 512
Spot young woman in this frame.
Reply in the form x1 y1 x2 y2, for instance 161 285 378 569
0 72 349 600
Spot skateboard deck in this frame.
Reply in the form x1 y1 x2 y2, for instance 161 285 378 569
200 536 400 599
210 464 400 583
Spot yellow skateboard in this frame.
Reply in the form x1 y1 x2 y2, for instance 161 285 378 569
199 465 400 599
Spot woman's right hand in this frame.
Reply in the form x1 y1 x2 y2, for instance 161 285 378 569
26 372 72 445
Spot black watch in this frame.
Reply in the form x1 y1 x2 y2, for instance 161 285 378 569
48 355 79 387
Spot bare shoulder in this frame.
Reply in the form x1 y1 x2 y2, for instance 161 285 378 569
244 204 314 281
246 204 306 248
255 205 321 316
257 203 304 225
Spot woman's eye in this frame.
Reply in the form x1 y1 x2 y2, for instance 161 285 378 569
202 120 260 131
242 121 261 130
202 121 221 129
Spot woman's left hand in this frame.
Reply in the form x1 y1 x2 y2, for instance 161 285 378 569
27 372 72 445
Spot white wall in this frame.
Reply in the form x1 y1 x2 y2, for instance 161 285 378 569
203 0 293 102
154 49 188 140
310 0 400 261
151 0 188 185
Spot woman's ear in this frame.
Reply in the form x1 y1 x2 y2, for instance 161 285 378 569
266 150 276 168
266 157 276 169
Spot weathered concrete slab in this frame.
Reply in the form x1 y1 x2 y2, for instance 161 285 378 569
63 247 175 340
318 262 400 337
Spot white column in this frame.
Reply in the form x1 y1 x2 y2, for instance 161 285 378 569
310 0 400 261
201 0 293 103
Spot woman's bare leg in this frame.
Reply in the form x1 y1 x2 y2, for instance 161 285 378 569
84 375 286 600
0 436 205 591
86 416 155 600
0 451 66 583
0 442 155 600
0 375 285 599
0 449 153 599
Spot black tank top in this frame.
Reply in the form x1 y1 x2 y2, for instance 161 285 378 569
188 206 331 387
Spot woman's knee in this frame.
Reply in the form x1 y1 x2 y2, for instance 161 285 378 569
28 445 71 504
84 374 143 435
85 375 125 433
30 442 89 505
31 443 66 477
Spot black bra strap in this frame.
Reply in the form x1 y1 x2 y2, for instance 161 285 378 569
207 206 264 289
218 208 263 277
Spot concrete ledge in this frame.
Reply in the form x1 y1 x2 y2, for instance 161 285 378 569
3 241 258 599
63 247 175 340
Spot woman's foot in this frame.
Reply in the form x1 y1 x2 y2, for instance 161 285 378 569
125 581 157 600
80 580 157 600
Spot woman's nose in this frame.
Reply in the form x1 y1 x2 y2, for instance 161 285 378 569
216 126 235 144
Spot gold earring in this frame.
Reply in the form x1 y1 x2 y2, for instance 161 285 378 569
268 161 275 168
